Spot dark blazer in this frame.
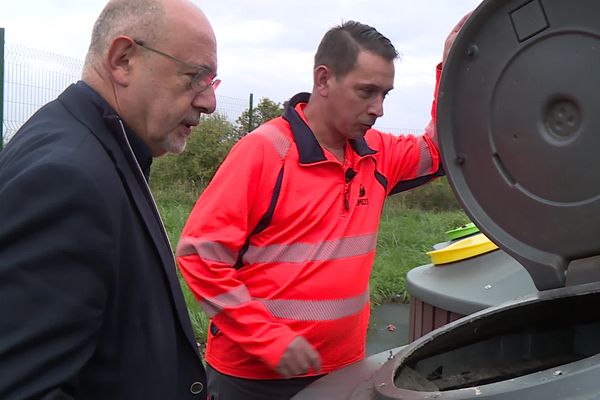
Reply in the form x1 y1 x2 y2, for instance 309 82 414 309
0 82 206 399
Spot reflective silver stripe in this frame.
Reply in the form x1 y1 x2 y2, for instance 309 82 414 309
200 285 252 317
424 118 438 147
176 237 237 265
258 290 370 321
252 124 292 160
243 233 378 264
416 134 434 177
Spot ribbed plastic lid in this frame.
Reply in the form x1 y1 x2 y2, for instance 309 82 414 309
437 0 600 290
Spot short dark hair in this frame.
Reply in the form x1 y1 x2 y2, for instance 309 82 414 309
314 20 398 78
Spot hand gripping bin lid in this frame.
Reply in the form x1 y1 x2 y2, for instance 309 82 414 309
293 0 600 399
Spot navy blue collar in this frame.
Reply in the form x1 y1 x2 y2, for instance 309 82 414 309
282 92 377 164
76 81 153 180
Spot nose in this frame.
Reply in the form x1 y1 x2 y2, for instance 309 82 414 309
192 87 217 114
368 95 385 118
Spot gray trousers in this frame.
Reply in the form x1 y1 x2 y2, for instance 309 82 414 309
206 363 323 400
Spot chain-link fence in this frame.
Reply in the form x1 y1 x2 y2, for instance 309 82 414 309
3 44 84 144
373 127 424 136
1 42 249 146
212 94 247 126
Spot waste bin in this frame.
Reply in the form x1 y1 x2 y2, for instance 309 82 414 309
407 230 536 341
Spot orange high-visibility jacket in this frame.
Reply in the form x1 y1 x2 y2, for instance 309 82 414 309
177 66 442 380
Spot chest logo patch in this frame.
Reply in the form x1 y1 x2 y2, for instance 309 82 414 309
357 184 369 206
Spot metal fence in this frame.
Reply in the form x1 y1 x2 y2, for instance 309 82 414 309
1 41 248 146
373 127 424 136
1 36 421 147
3 43 84 144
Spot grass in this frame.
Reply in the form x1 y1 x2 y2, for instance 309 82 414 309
371 197 470 305
151 180 470 344
152 182 211 340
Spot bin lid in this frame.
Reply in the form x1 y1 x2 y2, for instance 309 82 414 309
445 222 480 241
437 0 600 290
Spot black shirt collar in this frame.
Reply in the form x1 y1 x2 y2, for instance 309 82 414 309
282 92 377 164
76 81 153 180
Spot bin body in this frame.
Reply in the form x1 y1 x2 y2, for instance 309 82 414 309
407 249 535 341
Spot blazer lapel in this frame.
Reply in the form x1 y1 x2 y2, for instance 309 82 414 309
58 84 201 356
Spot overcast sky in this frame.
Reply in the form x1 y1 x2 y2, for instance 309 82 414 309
1 0 481 132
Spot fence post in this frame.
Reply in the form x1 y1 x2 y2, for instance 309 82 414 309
0 28 4 150
248 93 254 133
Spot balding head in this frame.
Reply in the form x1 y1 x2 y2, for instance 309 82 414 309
82 0 218 157
85 0 163 68
84 0 214 71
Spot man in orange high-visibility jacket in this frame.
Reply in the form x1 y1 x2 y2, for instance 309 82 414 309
177 16 469 400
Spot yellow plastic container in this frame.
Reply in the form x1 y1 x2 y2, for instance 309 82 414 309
427 233 498 266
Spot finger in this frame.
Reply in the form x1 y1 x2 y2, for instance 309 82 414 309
307 348 322 373
310 357 322 374
285 353 312 376
281 351 308 376
290 358 310 376
455 11 473 31
277 364 293 379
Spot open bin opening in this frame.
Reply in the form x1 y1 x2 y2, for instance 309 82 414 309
396 291 600 392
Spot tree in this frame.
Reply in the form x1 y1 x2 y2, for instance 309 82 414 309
235 97 284 136
151 112 237 190
151 97 285 193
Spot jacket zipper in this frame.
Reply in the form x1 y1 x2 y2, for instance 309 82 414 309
117 119 176 265
344 187 350 211
344 167 357 212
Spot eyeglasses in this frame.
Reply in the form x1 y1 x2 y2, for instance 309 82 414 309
133 39 221 94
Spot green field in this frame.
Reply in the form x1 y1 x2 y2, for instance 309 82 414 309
152 178 469 344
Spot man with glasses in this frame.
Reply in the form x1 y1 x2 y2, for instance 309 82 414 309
177 16 470 400
0 0 217 398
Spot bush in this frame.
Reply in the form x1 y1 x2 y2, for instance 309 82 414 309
235 97 284 134
150 113 239 191
394 177 462 211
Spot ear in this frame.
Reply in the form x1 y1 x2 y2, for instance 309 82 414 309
314 65 332 97
106 36 137 87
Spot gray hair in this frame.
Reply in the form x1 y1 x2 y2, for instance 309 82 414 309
85 0 164 63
